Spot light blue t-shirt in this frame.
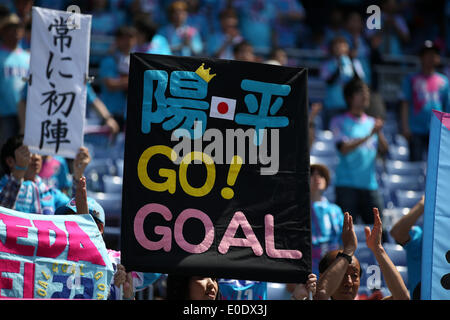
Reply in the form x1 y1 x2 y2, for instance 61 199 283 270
99 54 127 117
330 112 379 190
320 55 364 110
134 34 172 56
218 279 267 300
159 24 203 56
234 0 276 51
0 175 69 215
311 197 344 275
400 72 450 135
0 47 30 116
403 226 422 296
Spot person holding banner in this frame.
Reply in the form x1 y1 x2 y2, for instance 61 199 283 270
56 176 162 300
0 135 91 215
315 209 410 300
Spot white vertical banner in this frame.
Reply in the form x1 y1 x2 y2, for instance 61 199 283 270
24 6 91 159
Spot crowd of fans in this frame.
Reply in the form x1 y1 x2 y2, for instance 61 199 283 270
0 0 448 300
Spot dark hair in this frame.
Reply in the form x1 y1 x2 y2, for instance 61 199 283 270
166 274 220 300
114 25 137 39
233 40 252 55
318 250 362 277
134 16 157 43
1 135 23 174
219 8 238 20
343 77 367 107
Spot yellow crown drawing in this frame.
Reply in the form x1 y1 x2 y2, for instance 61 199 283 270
195 63 216 83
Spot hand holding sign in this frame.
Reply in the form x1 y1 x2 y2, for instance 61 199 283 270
114 264 134 299
73 147 91 180
75 176 88 214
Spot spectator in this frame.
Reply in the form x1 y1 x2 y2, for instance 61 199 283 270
400 40 449 161
389 196 424 297
55 177 162 300
233 40 256 63
159 0 203 56
330 78 388 224
315 210 410 300
343 11 372 85
233 0 276 53
324 7 346 46
0 13 29 164
309 164 344 276
264 47 288 66
0 135 90 215
272 0 306 49
320 36 366 130
134 14 172 55
88 0 126 36
308 102 323 149
367 0 410 56
38 155 72 195
206 8 243 60
166 275 219 300
99 26 137 131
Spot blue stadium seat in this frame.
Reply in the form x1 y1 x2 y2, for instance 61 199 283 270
88 191 122 218
382 207 409 231
310 155 339 172
381 174 425 193
394 190 423 208
355 244 377 266
266 283 291 300
388 146 409 161
385 160 426 176
116 159 124 177
354 224 369 243
310 141 337 157
315 130 334 142
384 243 407 266
102 175 123 194
394 134 409 147
396 266 408 287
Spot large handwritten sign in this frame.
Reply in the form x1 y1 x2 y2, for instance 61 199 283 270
121 53 311 283
0 206 113 299
24 6 91 158
422 110 450 300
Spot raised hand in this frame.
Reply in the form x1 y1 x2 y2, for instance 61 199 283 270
342 212 358 256
364 208 383 252
73 147 91 180
75 176 88 214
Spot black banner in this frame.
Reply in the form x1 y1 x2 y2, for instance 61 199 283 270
121 53 310 283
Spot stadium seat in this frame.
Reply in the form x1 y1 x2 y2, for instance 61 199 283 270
385 160 426 176
384 243 407 266
354 224 369 243
396 266 408 287
102 175 123 194
266 283 291 300
315 130 334 142
381 174 425 193
394 134 408 147
394 190 423 208
382 207 409 230
310 155 339 172
388 145 410 161
88 191 122 219
116 159 124 177
310 141 337 157
355 244 377 266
